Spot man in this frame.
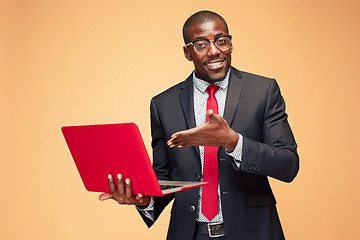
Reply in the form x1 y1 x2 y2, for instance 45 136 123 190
99 10 299 240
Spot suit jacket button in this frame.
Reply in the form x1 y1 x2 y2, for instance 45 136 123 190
189 205 196 212
194 173 201 180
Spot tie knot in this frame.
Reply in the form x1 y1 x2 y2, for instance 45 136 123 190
206 84 220 96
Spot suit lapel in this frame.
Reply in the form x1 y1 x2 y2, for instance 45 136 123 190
179 75 200 156
179 75 196 130
223 67 244 127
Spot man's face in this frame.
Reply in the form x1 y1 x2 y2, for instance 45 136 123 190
183 18 232 84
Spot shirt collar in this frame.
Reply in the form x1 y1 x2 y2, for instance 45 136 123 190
192 69 230 93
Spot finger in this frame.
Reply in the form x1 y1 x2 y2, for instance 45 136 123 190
169 132 181 140
98 192 113 201
167 138 175 147
170 131 187 142
170 130 188 140
136 193 144 204
136 194 151 206
125 178 133 199
139 193 144 204
168 137 180 147
135 193 144 205
117 173 125 195
207 109 222 123
168 134 183 147
108 174 117 193
170 138 189 148
175 132 193 147
170 133 178 139
168 139 184 148
206 109 214 119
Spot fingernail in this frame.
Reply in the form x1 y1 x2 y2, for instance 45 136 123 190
108 174 112 180
125 178 130 184
138 193 143 198
117 173 122 180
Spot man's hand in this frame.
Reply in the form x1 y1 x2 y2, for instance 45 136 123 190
98 173 151 207
167 109 239 151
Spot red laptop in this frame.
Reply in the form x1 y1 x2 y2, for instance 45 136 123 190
62 123 206 196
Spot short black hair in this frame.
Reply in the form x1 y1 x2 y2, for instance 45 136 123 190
182 10 229 44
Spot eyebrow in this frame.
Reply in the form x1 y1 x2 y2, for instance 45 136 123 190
194 36 208 41
193 33 227 41
215 32 226 37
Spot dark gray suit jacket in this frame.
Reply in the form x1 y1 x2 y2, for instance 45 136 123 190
140 66 299 240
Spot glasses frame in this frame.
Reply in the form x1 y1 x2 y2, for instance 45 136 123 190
186 35 232 54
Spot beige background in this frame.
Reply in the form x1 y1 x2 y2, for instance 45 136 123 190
1 0 360 239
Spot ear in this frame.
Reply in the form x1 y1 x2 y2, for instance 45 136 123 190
183 46 193 61
230 43 233 53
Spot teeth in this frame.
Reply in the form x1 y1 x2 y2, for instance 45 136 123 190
207 61 222 66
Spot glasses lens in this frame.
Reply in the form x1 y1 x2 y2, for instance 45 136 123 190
215 36 231 51
191 36 232 54
193 40 209 54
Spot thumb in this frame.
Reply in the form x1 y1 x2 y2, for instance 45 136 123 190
206 109 214 119
99 192 113 201
206 109 220 123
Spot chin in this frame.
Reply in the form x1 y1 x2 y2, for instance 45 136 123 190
207 71 228 83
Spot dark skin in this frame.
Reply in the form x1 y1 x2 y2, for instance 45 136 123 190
99 173 151 206
99 18 239 206
183 18 232 84
168 109 238 151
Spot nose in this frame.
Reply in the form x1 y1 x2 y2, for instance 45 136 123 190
207 40 221 56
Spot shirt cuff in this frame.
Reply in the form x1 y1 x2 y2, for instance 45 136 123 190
225 133 243 168
136 197 154 221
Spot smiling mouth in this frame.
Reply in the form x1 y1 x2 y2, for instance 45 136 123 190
205 59 226 70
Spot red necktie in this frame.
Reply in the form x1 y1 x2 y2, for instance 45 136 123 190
201 84 220 220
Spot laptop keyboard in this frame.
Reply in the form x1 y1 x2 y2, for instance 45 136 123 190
160 185 182 190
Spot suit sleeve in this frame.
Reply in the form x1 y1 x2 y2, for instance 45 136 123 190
240 79 299 182
137 98 174 228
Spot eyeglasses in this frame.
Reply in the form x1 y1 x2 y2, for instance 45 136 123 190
186 35 232 54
